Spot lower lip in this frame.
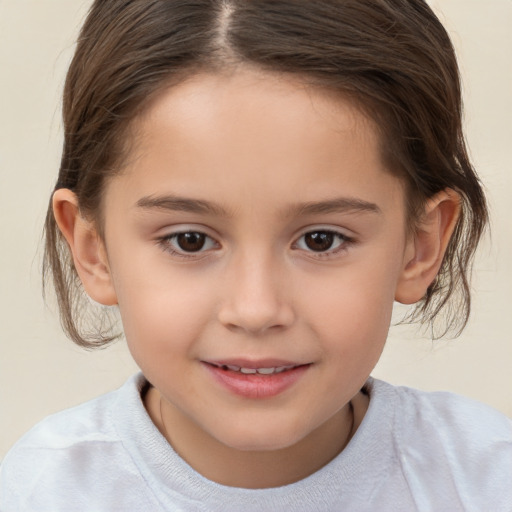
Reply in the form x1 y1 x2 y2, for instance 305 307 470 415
203 363 310 399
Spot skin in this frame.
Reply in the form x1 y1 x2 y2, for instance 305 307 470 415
54 68 460 489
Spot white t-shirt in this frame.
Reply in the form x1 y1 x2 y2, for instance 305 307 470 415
1 373 511 511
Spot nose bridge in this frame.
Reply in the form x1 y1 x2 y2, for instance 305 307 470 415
218 245 294 333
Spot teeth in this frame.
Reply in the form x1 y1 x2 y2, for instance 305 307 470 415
240 368 257 374
214 363 298 374
256 367 275 375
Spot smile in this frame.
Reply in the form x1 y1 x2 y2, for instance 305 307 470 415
209 363 298 375
203 361 311 399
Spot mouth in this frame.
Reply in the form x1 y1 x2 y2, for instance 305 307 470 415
207 362 301 375
202 360 311 399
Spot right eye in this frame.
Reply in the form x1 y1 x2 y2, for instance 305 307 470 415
159 231 218 256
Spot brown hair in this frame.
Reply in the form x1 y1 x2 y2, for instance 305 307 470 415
44 0 488 348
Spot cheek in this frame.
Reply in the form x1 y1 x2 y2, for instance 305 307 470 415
112 262 217 363
301 255 401 359
307 285 393 348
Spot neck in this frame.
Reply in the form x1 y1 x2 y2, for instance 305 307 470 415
145 387 367 489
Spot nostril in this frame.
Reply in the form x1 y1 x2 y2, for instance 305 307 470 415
216 265 295 332
218 303 295 334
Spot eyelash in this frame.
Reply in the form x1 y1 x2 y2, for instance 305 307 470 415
157 231 218 260
292 229 354 258
157 228 355 260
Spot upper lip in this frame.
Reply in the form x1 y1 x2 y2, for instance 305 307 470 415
204 359 309 369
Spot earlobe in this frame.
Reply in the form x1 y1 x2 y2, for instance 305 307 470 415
395 189 461 305
52 189 117 306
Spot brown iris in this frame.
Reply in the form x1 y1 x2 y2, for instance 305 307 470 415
176 232 206 252
304 231 335 252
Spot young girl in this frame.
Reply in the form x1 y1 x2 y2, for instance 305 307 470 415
1 0 511 510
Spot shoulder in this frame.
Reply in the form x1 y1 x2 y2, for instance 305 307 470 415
388 381 512 449
2 379 123 459
0 374 159 511
368 379 512 510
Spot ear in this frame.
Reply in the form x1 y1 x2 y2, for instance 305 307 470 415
395 189 460 305
52 189 117 306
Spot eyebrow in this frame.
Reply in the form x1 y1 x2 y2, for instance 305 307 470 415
135 194 381 217
290 197 382 217
136 195 229 216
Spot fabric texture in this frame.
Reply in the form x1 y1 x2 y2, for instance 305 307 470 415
1 373 511 512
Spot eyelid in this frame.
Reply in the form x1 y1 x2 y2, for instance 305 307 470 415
156 223 220 243
292 226 356 256
293 224 354 241
156 225 221 258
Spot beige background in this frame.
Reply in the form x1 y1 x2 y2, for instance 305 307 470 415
1 0 511 460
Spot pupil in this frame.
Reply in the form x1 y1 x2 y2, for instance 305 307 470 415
305 232 334 252
177 232 205 252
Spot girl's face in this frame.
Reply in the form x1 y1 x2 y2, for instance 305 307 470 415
100 68 414 481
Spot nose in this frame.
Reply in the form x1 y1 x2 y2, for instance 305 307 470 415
217 252 295 334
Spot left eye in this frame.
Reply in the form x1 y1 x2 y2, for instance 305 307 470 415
161 231 217 254
295 230 348 253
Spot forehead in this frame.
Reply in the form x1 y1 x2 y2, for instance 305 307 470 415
138 68 378 158
114 68 405 220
